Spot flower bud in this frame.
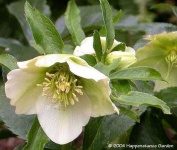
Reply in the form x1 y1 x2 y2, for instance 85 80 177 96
106 47 137 70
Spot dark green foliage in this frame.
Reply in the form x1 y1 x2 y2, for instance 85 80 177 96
0 0 176 149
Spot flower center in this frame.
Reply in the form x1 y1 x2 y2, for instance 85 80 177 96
165 50 177 67
37 64 83 107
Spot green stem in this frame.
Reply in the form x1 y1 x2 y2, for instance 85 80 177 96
101 51 108 64
165 62 172 79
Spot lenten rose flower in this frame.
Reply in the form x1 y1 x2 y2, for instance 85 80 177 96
134 32 177 91
5 54 119 144
73 36 120 56
74 36 137 70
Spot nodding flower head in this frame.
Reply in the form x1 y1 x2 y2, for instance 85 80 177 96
5 54 119 144
134 32 177 91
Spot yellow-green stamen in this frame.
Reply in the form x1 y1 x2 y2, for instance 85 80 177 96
165 50 177 66
165 50 177 79
37 64 83 107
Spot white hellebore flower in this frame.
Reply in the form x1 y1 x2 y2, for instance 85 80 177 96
74 36 119 56
5 54 118 145
74 36 137 70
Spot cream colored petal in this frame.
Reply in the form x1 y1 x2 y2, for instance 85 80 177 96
17 56 44 68
82 78 119 117
5 69 44 114
73 36 121 56
73 37 95 56
34 54 73 67
18 54 74 69
125 47 136 55
99 37 121 51
67 58 107 81
36 93 91 144
73 46 83 56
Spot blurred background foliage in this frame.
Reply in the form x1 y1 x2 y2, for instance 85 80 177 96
0 0 177 149
0 0 177 45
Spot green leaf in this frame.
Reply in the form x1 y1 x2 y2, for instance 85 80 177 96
93 30 102 62
151 3 173 10
29 0 51 17
0 38 22 48
100 0 115 51
110 66 165 81
132 80 154 95
7 1 33 43
133 23 177 37
172 7 177 16
94 58 121 76
0 54 18 70
23 117 49 150
0 38 39 61
113 9 122 23
152 3 177 18
111 42 126 52
118 106 140 122
25 1 64 54
80 5 103 29
30 40 44 54
7 0 51 43
14 144 25 150
155 87 177 108
65 0 85 45
55 5 103 38
99 27 106 37
83 115 135 150
0 86 34 139
118 0 139 15
80 54 97 66
111 91 171 114
129 108 171 146
45 141 61 150
83 117 104 150
63 44 74 54
111 80 131 96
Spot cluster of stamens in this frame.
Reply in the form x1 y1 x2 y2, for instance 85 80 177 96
37 64 83 107
165 50 177 67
